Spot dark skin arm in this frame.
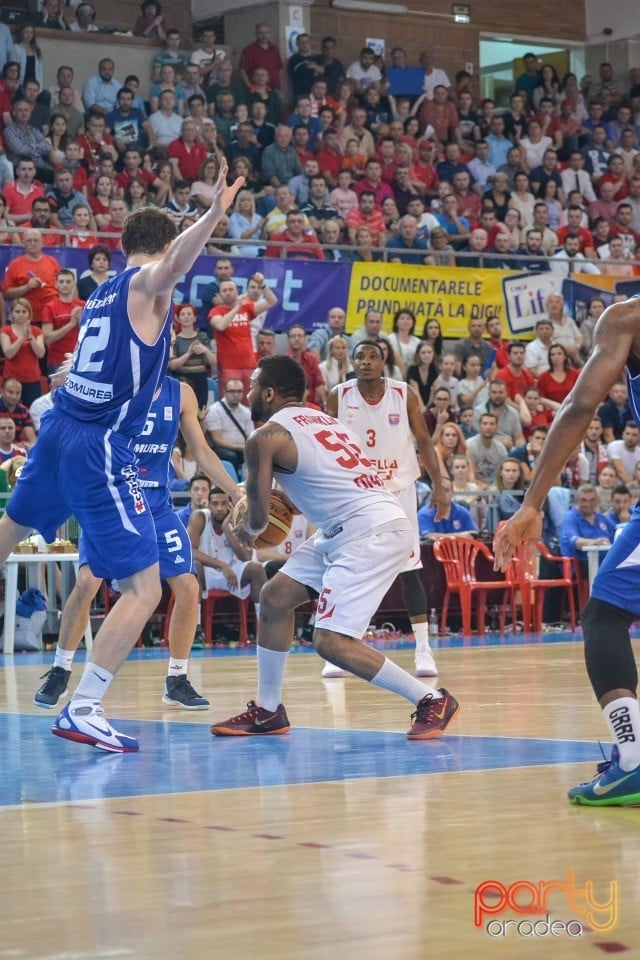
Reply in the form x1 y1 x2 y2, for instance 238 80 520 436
328 383 448 519
234 422 298 544
406 384 448 520
494 300 637 571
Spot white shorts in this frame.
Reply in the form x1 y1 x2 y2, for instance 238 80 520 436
279 518 411 639
396 484 422 572
204 559 251 599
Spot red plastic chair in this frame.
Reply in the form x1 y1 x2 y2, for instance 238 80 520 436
163 589 251 645
432 536 514 637
505 540 577 632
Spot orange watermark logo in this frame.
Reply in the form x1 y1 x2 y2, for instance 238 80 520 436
474 870 618 938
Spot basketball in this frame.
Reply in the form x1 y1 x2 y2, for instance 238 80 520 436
232 490 293 548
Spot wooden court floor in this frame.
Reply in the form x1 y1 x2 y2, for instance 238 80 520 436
1 635 640 960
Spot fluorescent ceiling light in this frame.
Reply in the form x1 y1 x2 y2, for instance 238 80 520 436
332 0 408 12
331 0 468 20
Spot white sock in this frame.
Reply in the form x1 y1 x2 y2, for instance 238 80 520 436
196 607 201 625
54 646 75 670
168 658 188 677
72 664 114 703
256 646 288 711
254 602 260 623
604 697 640 771
412 621 430 649
371 657 441 705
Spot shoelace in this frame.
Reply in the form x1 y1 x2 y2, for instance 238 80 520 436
411 693 435 723
231 700 260 723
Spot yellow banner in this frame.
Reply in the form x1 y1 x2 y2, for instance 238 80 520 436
345 263 517 339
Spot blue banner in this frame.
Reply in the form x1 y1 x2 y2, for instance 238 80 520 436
0 247 352 333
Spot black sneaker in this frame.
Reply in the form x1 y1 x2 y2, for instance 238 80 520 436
162 675 209 710
191 625 205 649
34 667 71 709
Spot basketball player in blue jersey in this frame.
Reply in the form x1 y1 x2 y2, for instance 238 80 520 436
495 297 640 806
34 377 241 711
0 159 244 752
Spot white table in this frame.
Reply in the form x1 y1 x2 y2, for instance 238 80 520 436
581 543 611 591
2 552 92 655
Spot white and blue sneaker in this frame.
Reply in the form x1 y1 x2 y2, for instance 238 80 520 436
52 701 139 753
568 745 640 806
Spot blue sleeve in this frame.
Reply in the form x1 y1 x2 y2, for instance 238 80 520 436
418 506 435 535
559 511 580 557
457 505 478 531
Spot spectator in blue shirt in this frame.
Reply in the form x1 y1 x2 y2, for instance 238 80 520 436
418 477 478 539
559 484 613 569
386 215 429 264
175 474 211 529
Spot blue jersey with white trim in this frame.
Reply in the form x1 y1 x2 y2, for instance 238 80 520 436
133 377 181 490
627 365 640 430
55 267 172 437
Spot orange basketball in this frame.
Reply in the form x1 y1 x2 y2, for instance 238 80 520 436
232 490 293 548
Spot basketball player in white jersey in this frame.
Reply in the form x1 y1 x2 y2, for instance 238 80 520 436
323 340 442 677
211 355 459 739
189 487 266 608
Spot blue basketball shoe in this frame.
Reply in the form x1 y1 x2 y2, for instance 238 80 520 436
52 701 139 753
568 745 640 806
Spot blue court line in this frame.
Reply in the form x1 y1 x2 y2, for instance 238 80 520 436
0 711 605 808
0 629 591 670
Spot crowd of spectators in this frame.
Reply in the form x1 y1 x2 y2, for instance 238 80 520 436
1 16 640 568
1 21 640 267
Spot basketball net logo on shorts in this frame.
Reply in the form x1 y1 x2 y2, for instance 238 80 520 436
474 870 618 938
122 464 146 515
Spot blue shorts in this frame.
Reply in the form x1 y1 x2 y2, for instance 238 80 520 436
592 506 640 615
78 490 194 581
7 411 158 581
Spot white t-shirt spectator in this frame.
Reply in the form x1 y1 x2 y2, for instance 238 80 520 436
204 400 253 447
607 439 640 478
346 61 382 89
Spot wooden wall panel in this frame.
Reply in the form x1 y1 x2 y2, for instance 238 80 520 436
311 0 586 97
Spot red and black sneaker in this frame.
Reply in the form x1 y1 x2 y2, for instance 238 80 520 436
211 700 291 737
407 688 460 740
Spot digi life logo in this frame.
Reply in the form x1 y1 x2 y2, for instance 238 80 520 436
474 870 618 938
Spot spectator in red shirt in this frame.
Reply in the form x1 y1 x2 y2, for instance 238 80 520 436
345 190 386 245
485 314 510 370
598 154 629 201
265 208 325 260
417 84 460 143
316 127 343 187
208 274 277 397
24 196 65 246
412 140 440 200
98 197 127 250
353 157 394 209
2 158 45 225
0 378 37 447
537 343 580 404
239 22 283 90
75 111 118 175
285 323 327 408
2 229 60 322
114 147 169 205
42 268 84 375
0 297 46 406
168 119 209 182
556 204 595 256
495 342 537 400
608 201 640 257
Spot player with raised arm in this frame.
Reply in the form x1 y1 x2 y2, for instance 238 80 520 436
0 159 243 752
34 377 241 711
210 355 460 740
494 297 640 805
324 340 445 677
